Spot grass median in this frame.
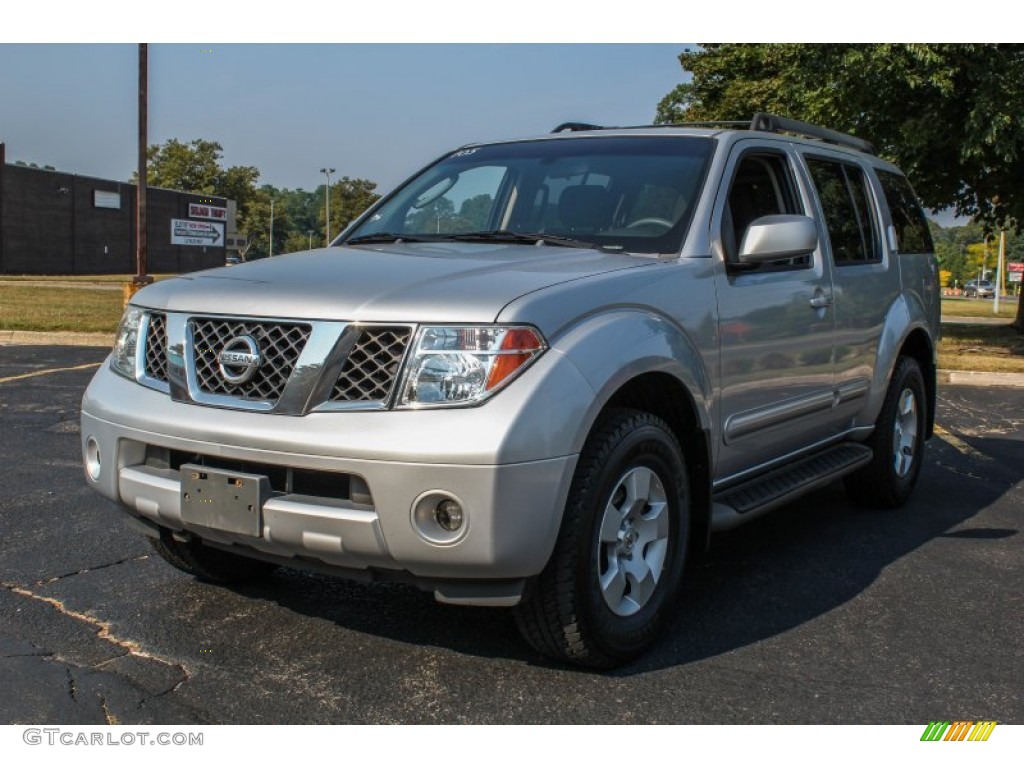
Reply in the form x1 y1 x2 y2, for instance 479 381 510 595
0 273 174 284
941 296 1018 319
938 323 1024 373
0 284 125 333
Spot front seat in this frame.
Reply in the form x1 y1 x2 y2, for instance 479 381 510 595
557 185 615 234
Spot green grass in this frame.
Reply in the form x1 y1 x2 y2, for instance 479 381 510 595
938 322 1024 373
0 285 124 333
0 274 175 283
941 296 1018 319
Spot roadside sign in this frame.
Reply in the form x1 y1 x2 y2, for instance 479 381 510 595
171 218 224 246
1009 263 1023 283
189 202 228 221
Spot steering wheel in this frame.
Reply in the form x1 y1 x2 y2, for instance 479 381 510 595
626 218 673 229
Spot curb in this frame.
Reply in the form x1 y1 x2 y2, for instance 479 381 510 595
0 330 114 347
940 370 1024 388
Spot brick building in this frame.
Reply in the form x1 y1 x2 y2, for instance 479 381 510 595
0 143 233 275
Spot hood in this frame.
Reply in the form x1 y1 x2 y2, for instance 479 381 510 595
133 242 652 323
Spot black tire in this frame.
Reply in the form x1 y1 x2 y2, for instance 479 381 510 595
514 408 690 668
844 356 927 509
149 531 277 584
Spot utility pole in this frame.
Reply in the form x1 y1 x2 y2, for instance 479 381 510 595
269 197 274 257
126 43 153 307
320 167 335 246
135 44 150 285
0 142 5 272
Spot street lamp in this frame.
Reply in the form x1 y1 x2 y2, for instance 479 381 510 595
320 167 335 246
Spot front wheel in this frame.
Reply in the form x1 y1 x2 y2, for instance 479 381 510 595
514 409 690 668
844 356 927 509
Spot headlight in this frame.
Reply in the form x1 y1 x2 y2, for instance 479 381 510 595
110 306 144 380
399 326 546 407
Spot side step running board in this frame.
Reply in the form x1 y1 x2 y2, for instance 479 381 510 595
711 443 872 532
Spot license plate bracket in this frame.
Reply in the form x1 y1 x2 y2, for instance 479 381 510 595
180 463 270 538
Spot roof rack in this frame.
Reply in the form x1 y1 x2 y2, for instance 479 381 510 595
551 120 748 133
551 122 606 133
750 113 876 155
549 114 876 155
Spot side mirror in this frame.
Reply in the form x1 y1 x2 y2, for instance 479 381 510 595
738 215 818 264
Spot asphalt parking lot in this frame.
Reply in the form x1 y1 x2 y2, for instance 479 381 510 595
1 344 1021 725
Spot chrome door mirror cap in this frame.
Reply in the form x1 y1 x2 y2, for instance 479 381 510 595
738 214 818 264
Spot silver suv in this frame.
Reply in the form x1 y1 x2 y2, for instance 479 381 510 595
81 115 940 668
963 279 994 298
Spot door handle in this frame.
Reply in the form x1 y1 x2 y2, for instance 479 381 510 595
809 293 833 309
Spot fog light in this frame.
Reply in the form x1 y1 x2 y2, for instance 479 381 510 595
435 499 464 531
411 491 469 545
86 437 102 481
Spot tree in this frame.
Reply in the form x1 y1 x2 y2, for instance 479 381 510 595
657 44 1024 329
322 177 380 239
141 139 224 193
138 139 382 260
237 188 293 260
137 138 264 252
276 187 321 252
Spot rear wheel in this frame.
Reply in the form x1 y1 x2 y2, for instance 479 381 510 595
149 531 277 584
844 357 927 508
514 409 689 668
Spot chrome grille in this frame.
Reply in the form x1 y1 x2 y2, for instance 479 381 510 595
330 326 411 402
144 312 168 382
191 318 311 402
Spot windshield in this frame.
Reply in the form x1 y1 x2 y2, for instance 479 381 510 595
343 136 715 255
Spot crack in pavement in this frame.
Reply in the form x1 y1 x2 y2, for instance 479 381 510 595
66 667 78 702
35 554 151 585
2 651 54 658
99 696 121 726
0 580 191 686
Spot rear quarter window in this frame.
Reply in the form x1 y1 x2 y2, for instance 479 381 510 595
876 170 934 254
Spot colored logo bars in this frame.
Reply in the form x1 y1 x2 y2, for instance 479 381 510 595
920 721 997 742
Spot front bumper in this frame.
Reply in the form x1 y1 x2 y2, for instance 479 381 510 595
81 361 584 589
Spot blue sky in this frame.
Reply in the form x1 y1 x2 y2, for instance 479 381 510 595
0 44 689 196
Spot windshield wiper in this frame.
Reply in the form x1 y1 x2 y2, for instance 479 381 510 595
446 230 598 249
345 233 442 245
346 230 603 250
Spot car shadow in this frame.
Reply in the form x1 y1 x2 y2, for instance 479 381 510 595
229 431 1019 674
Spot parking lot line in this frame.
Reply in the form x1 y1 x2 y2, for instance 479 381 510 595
934 424 992 463
0 361 101 385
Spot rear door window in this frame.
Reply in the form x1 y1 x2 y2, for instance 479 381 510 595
806 158 881 265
